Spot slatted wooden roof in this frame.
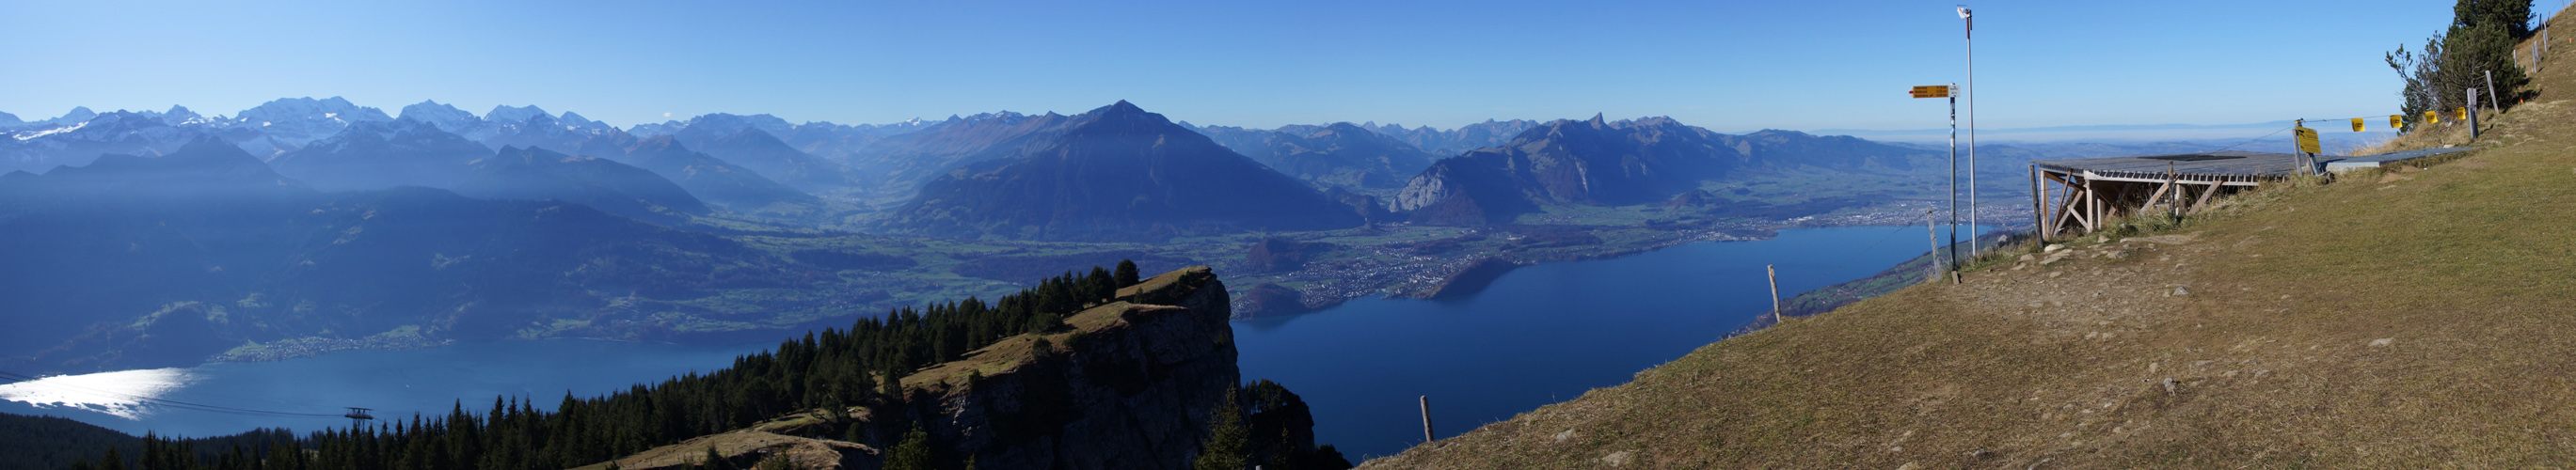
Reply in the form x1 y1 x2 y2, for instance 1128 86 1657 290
2031 150 2309 180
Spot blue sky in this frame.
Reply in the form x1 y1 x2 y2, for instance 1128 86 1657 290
0 0 2547 134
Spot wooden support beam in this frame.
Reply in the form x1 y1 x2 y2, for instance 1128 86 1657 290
2057 176 2088 235
2190 180 2221 212
2029 164 2042 238
2087 178 2102 233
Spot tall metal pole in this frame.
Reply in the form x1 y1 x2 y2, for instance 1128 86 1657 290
1946 83 1959 271
1961 6 1978 260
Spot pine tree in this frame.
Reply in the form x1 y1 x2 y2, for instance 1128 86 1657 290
1115 259 1142 288
1088 266 1117 303
2455 0 2533 39
701 446 732 470
101 447 127 470
1194 387 1248 470
885 426 934 470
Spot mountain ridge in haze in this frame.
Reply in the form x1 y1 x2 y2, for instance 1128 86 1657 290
885 101 1362 241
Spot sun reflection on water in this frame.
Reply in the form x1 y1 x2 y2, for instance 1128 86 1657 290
0 368 194 419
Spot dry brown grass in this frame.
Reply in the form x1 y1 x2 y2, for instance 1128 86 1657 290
1360 8 2576 468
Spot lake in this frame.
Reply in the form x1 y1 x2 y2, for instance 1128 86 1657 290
0 339 774 437
1232 226 1953 460
0 225 1952 460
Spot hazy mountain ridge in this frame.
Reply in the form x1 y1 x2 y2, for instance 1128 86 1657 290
833 111 1082 197
457 146 714 224
268 118 494 190
677 124 863 194
581 133 827 217
0 138 830 373
1190 122 1442 190
1390 117 1950 226
884 101 1362 241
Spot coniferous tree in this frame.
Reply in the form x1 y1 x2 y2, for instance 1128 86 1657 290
1087 266 1117 303
2391 0 2534 124
884 426 934 470
100 447 127 470
2455 0 2533 39
1115 259 1141 288
705 446 734 470
1194 387 1248 470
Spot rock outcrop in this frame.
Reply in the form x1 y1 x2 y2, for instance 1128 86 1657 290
1419 257 1524 299
867 266 1343 470
898 266 1238 470
1233 282 1314 319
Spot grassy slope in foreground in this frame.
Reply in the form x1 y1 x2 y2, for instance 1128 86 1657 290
1361 33 2576 470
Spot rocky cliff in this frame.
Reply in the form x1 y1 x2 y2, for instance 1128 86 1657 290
601 266 1344 470
898 265 1241 470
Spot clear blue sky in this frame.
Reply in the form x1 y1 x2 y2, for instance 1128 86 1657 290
0 0 2543 133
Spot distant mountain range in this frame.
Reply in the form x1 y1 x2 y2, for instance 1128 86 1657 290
4 96 2211 238
0 137 830 373
1392 116 1948 226
1191 122 1441 189
883 102 1364 241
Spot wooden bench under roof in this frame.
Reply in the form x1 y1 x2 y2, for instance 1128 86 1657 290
2027 150 2314 238
2028 148 2483 238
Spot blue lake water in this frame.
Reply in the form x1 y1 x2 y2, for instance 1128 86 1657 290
1232 226 1955 460
0 225 1957 460
0 339 775 438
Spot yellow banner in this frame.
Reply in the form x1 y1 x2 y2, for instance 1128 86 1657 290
2351 118 2364 132
1909 86 1950 99
2426 110 2440 123
2293 127 2321 153
2390 115 2404 129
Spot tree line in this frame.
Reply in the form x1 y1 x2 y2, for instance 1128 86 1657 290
2389 0 2536 124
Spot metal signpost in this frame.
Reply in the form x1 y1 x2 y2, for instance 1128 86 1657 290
1911 84 1957 271
1959 6 1979 261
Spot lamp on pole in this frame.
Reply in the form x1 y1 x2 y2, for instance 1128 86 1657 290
1958 5 1979 259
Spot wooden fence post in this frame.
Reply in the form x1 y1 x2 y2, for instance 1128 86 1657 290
1767 264 1781 320
1420 396 1435 445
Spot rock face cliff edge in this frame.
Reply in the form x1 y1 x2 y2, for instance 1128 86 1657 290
598 266 1342 470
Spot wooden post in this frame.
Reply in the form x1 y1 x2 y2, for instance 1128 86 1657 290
2469 87 2481 139
1767 264 1781 319
1927 211 1941 278
1420 396 1435 444
2028 164 2042 239
2487 70 2500 112
2166 164 2179 218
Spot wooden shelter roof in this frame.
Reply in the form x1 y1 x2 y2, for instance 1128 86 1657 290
2031 150 2310 180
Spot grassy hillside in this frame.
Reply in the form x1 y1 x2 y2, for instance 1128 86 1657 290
1360 13 2576 469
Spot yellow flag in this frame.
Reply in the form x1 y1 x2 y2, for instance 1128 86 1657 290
2426 110 2440 123
2390 115 2404 129
2351 118 2364 132
2294 127 2321 153
2457 107 2470 120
